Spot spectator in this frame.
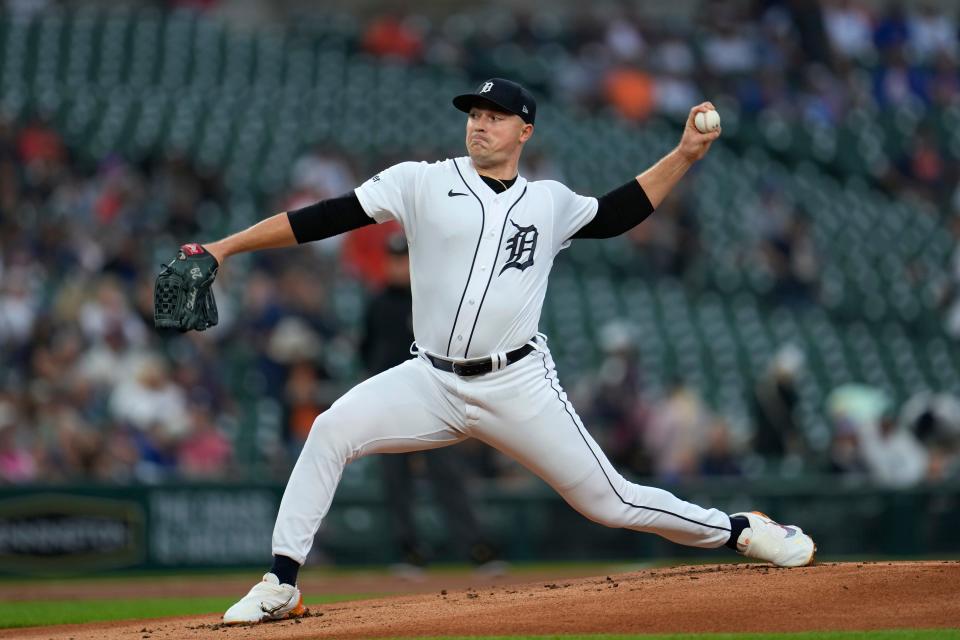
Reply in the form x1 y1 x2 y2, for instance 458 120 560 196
604 65 657 122
701 19 758 76
827 384 929 488
900 391 960 481
283 359 328 447
109 355 189 438
644 378 712 482
873 3 910 54
650 35 699 118
265 316 337 446
872 45 929 108
0 400 37 483
828 418 863 475
751 344 806 461
783 0 833 66
78 276 149 347
908 4 958 62
360 234 502 573
74 324 142 389
700 419 743 477
363 13 424 62
178 400 234 479
16 114 66 169
90 421 139 482
290 147 357 204
654 70 700 120
604 12 645 62
0 267 39 348
578 320 649 474
822 0 876 62
340 220 404 289
799 63 849 126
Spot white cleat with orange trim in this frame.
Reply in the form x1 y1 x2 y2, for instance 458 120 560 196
731 511 816 568
223 573 305 624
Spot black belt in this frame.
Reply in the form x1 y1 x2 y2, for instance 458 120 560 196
422 342 536 377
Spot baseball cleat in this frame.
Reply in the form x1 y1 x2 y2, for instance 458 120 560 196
223 572 306 624
731 511 816 568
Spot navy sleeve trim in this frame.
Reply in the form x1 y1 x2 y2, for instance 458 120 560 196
286 192 374 244
571 180 654 240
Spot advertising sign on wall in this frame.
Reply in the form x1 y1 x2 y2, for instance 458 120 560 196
0 493 145 573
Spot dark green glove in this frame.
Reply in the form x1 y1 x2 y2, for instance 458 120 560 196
154 243 220 332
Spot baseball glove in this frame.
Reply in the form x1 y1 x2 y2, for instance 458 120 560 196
154 243 220 332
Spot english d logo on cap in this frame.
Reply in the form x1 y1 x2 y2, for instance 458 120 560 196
453 78 536 124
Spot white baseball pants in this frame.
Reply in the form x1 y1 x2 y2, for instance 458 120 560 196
272 340 732 564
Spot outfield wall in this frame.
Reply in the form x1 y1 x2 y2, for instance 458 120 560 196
0 478 957 575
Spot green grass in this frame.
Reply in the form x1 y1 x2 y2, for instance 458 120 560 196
0 560 635 583
0 593 370 629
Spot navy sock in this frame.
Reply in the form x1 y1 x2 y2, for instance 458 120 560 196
270 555 300 586
725 515 749 551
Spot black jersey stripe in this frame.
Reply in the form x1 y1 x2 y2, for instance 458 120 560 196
536 351 731 534
464 185 527 358
446 159 486 357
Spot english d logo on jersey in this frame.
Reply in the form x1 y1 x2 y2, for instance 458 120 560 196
499 221 538 275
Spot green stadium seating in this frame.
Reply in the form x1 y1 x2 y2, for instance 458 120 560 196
3 7 957 464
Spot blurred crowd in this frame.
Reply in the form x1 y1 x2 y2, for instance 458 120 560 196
0 113 355 482
575 328 960 487
1 113 238 483
353 1 960 205
356 1 958 115
2 0 960 489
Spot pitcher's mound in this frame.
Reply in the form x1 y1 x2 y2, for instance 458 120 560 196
6 561 960 639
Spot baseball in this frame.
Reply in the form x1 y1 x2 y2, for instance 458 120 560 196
695 109 721 133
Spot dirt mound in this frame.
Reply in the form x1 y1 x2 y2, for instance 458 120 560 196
4 561 959 639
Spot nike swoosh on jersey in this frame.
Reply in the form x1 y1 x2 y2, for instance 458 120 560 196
448 189 468 197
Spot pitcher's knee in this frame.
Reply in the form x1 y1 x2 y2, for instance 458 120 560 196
562 489 630 529
564 483 660 530
302 412 355 462
585 505 639 529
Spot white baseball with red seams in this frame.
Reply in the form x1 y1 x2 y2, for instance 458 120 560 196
695 109 721 133
269 156 734 566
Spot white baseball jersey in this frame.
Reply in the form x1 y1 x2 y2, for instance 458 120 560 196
354 157 597 359
270 155 734 568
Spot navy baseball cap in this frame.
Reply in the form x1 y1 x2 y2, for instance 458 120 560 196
453 78 536 124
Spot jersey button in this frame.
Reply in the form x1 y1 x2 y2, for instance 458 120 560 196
457 335 463 341
469 299 475 305
480 265 487 271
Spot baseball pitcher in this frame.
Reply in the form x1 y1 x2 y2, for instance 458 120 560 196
155 78 816 624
